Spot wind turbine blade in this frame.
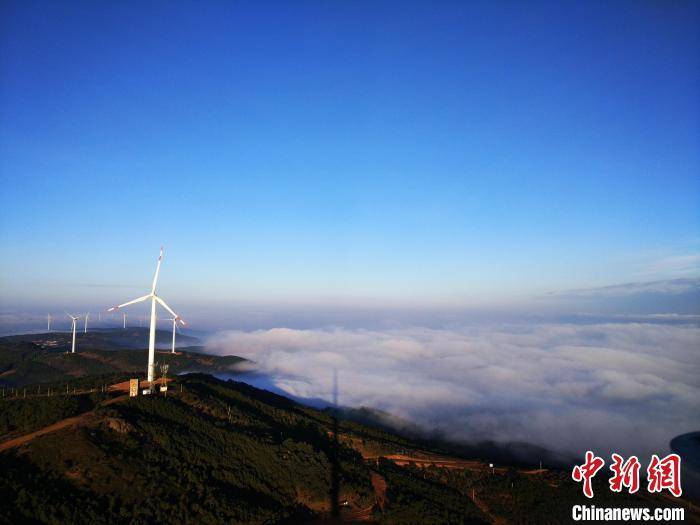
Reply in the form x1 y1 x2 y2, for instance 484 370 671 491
151 246 164 294
155 296 185 325
108 294 151 311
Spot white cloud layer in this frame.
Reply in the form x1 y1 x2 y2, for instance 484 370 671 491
207 323 700 459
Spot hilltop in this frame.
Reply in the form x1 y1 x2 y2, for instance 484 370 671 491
1 373 690 524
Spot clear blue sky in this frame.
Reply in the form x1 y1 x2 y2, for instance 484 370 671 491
1 1 699 319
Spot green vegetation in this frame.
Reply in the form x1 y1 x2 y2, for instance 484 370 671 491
415 463 679 525
0 370 681 524
0 393 103 436
0 375 373 524
376 460 487 524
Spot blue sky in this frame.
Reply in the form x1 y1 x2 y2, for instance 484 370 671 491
1 1 699 323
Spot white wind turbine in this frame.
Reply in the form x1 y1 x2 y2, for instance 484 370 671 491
165 317 180 353
47 314 52 331
84 313 90 333
107 247 186 382
65 312 82 353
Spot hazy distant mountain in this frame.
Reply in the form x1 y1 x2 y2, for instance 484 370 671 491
0 329 242 388
1 327 200 350
545 277 700 315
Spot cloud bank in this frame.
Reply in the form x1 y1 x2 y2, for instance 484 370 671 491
549 277 700 299
207 322 700 460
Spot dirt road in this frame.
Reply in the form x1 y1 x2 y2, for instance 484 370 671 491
383 453 485 470
0 391 129 452
0 412 93 452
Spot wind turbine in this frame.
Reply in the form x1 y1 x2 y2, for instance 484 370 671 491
123 313 127 329
107 247 186 383
65 313 82 353
47 314 52 331
84 313 90 333
165 317 180 353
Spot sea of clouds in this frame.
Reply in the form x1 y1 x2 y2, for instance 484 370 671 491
208 322 699 460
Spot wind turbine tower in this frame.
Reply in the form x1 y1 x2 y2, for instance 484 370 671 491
47 314 52 331
123 313 127 329
166 317 179 353
84 313 90 333
65 313 82 353
108 247 186 383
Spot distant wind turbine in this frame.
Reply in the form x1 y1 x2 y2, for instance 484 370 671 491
65 312 82 353
47 314 52 331
123 313 127 329
166 317 180 353
84 313 90 333
107 247 186 383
